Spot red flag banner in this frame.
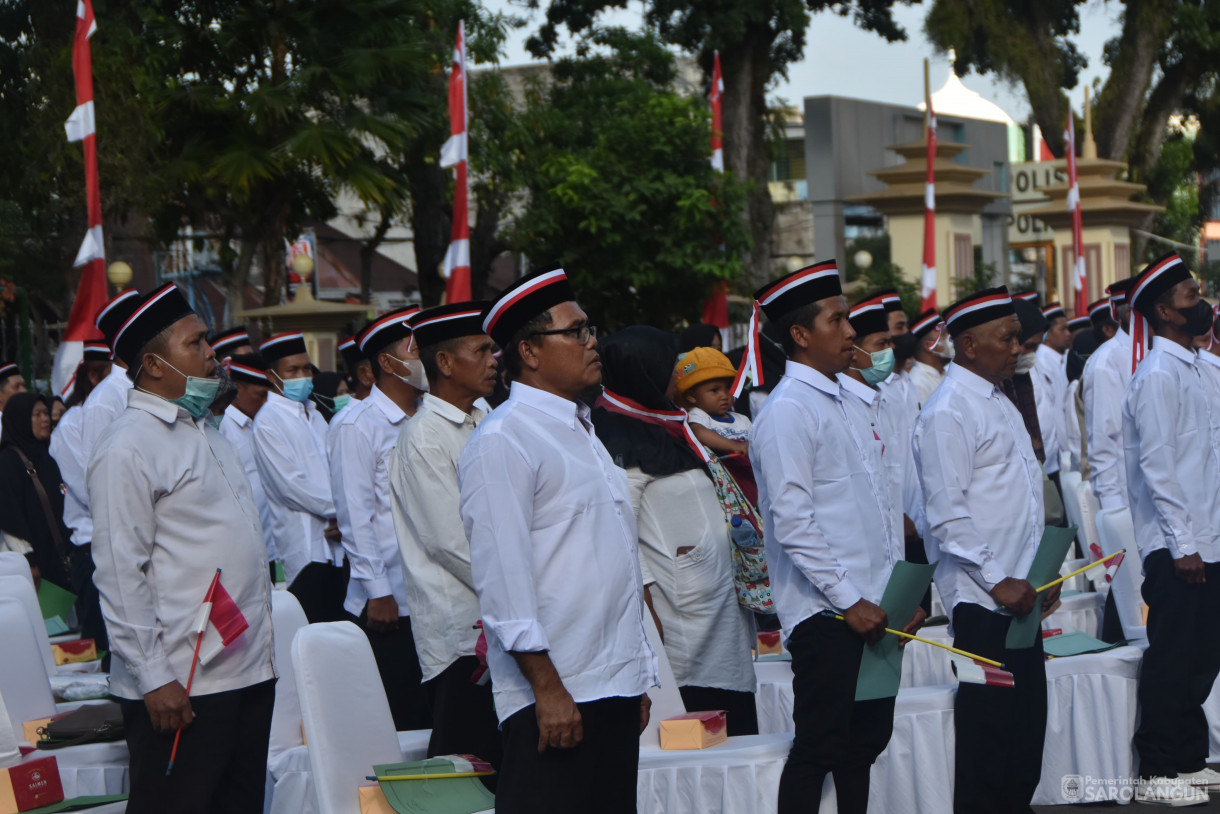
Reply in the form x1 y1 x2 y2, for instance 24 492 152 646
1064 111 1087 316
440 21 471 303
920 103 937 314
710 51 723 173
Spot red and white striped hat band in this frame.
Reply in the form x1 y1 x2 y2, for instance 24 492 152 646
358 310 415 354
910 310 941 338
1041 303 1066 321
338 337 356 351
94 288 140 331
483 269 569 333
753 261 842 322
0 363 18 379
848 297 889 337
259 332 308 364
1130 252 1190 314
1068 316 1092 330
482 266 576 347
1012 291 1039 303
82 341 112 362
944 287 1015 337
227 360 268 383
411 302 492 348
878 291 903 313
112 284 194 368
1088 299 1110 317
211 330 250 354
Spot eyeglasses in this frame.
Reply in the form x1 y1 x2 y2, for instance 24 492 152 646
530 324 597 344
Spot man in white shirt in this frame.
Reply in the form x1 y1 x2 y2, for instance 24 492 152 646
459 267 657 814
328 307 428 730
253 332 346 623
90 283 275 814
218 354 276 578
209 326 253 362
750 264 909 814
338 334 375 400
1034 302 1071 479
914 286 1052 813
1083 277 1136 509
1123 253 1220 805
877 289 908 336
392 301 501 773
907 309 950 406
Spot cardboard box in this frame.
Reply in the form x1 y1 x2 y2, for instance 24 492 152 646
357 784 395 814
50 640 97 666
659 711 728 750
0 755 63 813
756 631 782 656
19 719 53 747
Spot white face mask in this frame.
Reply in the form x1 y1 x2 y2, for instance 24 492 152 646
935 339 955 361
1015 352 1037 374
386 354 429 391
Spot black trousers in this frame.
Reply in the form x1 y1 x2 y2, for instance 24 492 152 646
120 679 275 814
352 609 430 731
425 655 502 789
496 695 641 814
69 544 108 660
287 559 349 624
1134 550 1220 778
952 603 1046 814
678 685 759 736
778 614 896 814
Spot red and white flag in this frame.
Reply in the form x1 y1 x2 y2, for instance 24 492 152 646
53 0 110 396
440 21 471 303
920 103 938 314
950 654 1015 687
1103 550 1125 583
1065 110 1087 317
191 570 249 665
710 51 724 173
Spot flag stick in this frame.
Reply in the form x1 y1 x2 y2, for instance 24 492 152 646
833 614 1004 669
1035 549 1125 594
167 568 221 776
366 771 495 782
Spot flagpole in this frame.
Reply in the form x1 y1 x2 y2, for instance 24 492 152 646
167 568 221 776
920 58 938 314
833 614 1004 669
1036 550 1125 594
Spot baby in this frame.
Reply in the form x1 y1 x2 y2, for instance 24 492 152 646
673 346 751 456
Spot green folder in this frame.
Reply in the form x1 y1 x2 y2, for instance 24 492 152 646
1004 525 1078 650
855 560 938 701
1042 631 1124 658
37 580 77 623
24 794 128 813
374 758 495 814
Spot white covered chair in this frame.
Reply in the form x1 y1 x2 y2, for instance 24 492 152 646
0 574 56 676
1060 469 1085 555
1095 508 1146 643
1075 481 1108 589
0 551 34 584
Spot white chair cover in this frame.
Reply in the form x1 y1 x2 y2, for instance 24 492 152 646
0 574 56 675
1075 481 1107 588
0 597 56 738
268 591 308 758
1095 508 1146 643
1060 470 1085 553
292 621 401 814
0 552 34 584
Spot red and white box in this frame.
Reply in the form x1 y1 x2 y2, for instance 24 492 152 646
660 711 728 750
0 755 64 813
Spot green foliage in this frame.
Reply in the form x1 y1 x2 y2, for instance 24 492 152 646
1144 134 1202 264
508 29 751 331
952 261 1001 299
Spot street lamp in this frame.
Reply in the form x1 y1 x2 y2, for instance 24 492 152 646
107 261 133 291
854 250 874 271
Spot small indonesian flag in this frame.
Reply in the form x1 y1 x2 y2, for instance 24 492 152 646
1103 550 1125 583
192 570 249 665
950 654 1015 687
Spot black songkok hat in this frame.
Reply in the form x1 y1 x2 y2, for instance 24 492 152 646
1130 253 1191 317
226 352 269 387
1087 297 1114 327
1069 315 1093 332
944 286 1016 338
0 362 18 382
113 284 195 370
1012 290 1041 307
359 306 421 362
910 309 941 341
876 289 904 314
483 265 577 348
260 332 308 365
1107 276 1136 307
412 301 493 348
753 260 843 323
1041 302 1066 322
1014 298 1049 344
211 326 252 360
848 295 889 338
338 335 365 373
95 289 142 350
82 341 112 362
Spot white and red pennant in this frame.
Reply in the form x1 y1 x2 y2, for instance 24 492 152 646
1065 110 1087 317
440 21 472 303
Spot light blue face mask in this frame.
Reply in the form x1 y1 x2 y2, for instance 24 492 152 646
278 375 314 403
313 392 351 413
152 355 221 420
854 346 896 387
331 393 352 413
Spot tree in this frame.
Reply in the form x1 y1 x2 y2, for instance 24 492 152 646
525 0 915 287
506 29 751 330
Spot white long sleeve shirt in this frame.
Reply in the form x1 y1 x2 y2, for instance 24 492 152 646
220 404 277 563
1033 344 1068 475
253 391 341 586
908 360 945 407
392 394 485 682
88 389 275 700
68 367 133 546
1198 349 1220 394
1063 378 1083 471
459 382 658 723
750 361 900 643
49 405 90 547
1122 339 1220 563
913 363 1044 617
1083 328 1133 510
327 385 411 618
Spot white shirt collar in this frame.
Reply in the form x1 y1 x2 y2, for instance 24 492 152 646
1036 343 1063 360
836 372 876 404
265 389 312 417
368 384 408 424
129 388 190 425
945 362 1002 398
783 359 841 398
508 381 590 430
422 392 478 425
1199 350 1220 370
223 403 253 428
1154 336 1198 366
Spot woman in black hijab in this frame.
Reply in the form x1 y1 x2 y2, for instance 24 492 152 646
0 392 72 589
678 323 723 353
592 326 759 735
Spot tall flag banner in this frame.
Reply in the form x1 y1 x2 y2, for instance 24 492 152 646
920 99 938 314
1065 110 1087 316
54 0 110 396
440 21 471 303
702 51 729 335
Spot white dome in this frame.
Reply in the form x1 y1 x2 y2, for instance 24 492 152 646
917 51 1017 126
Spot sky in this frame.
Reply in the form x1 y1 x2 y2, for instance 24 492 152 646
481 0 1124 123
